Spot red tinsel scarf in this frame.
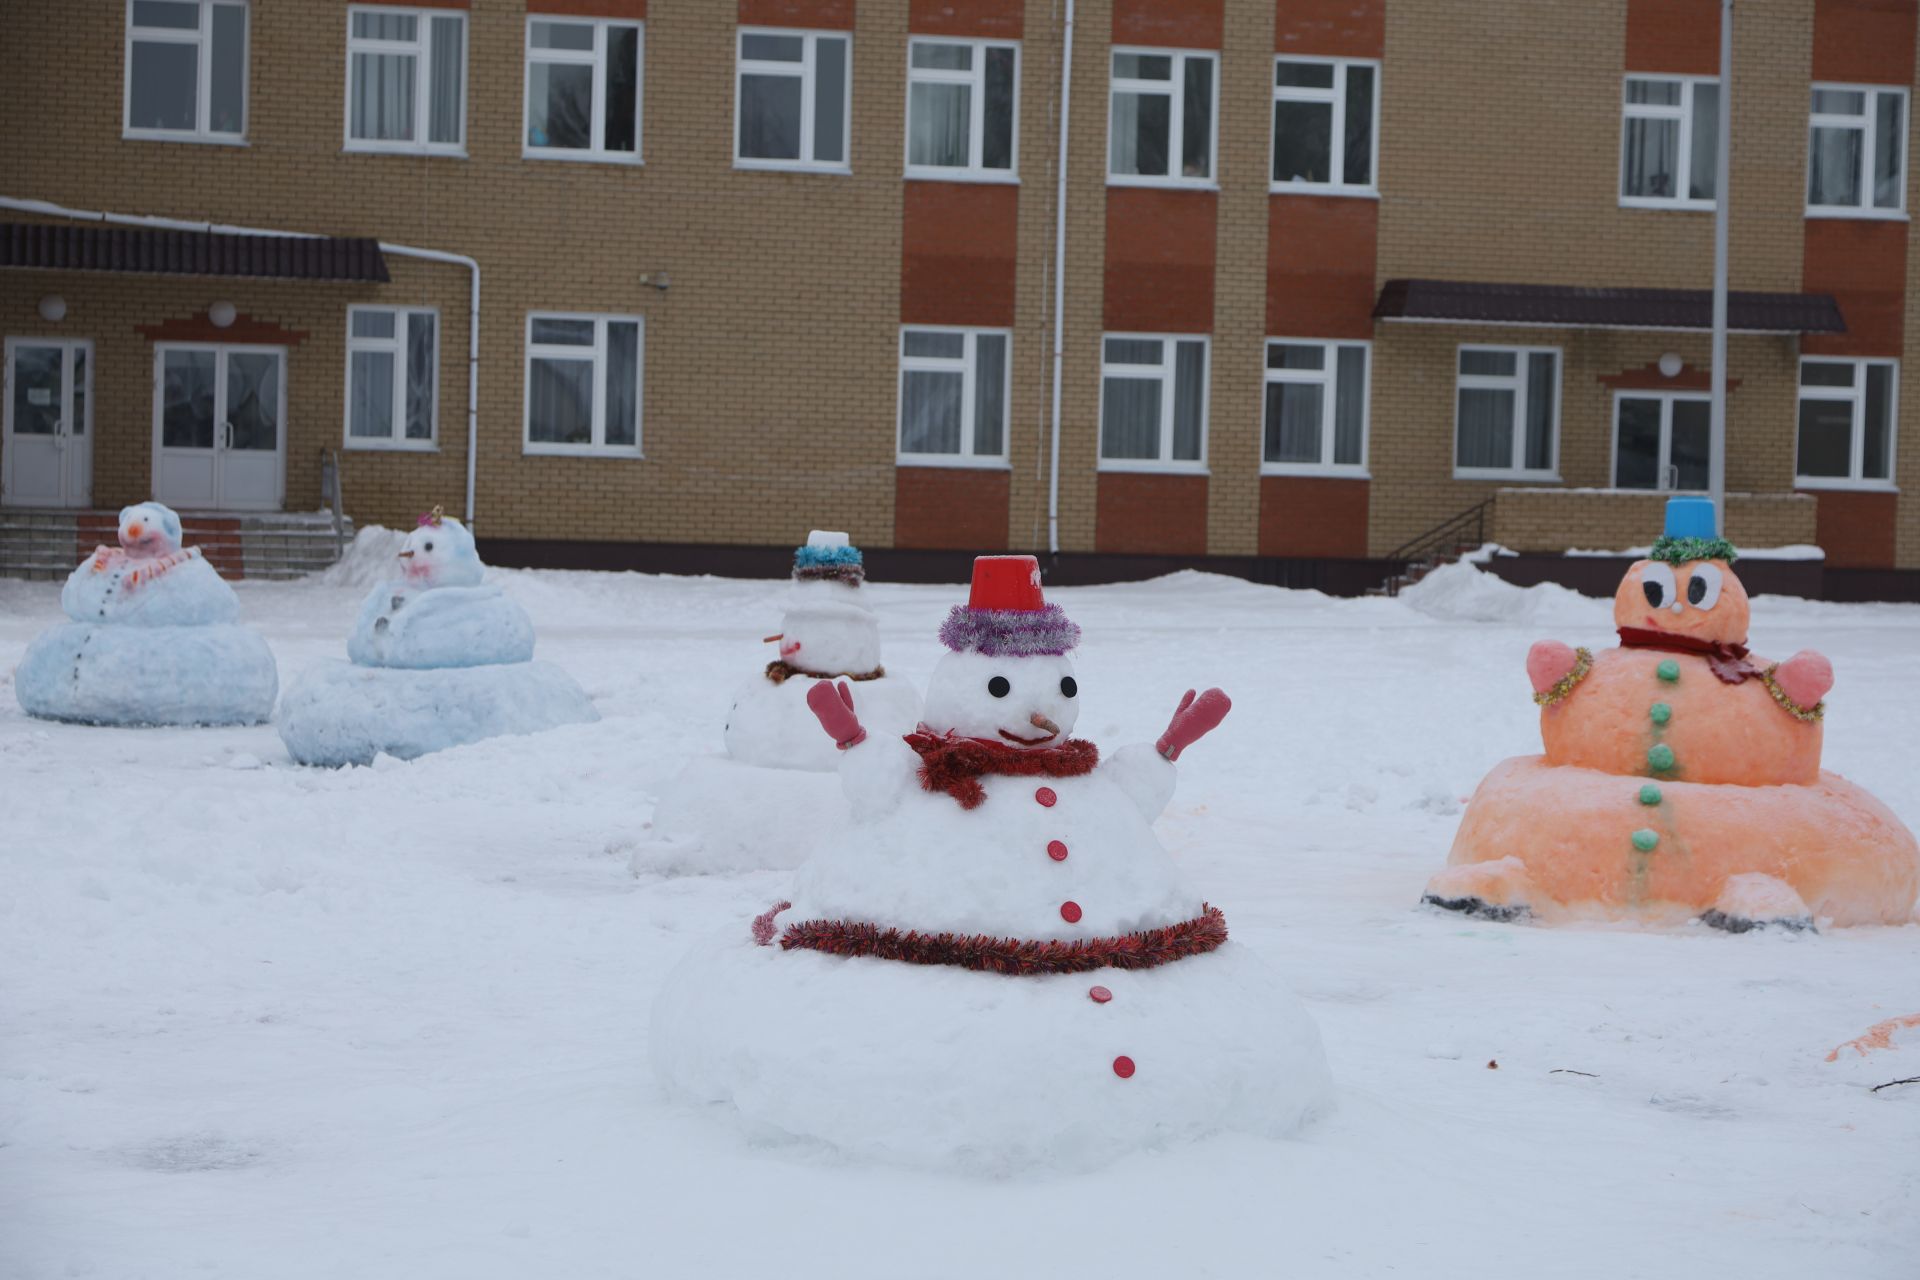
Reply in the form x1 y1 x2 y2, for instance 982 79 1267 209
761 903 1228 974
1617 626 1760 685
902 730 1099 810
89 545 201 591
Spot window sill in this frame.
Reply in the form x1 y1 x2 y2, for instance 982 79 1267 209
896 455 1013 470
904 168 1020 186
344 142 469 159
1793 477 1900 492
524 148 644 166
345 440 440 453
1268 183 1378 199
1453 469 1562 483
1261 464 1371 479
733 158 852 176
1805 206 1909 221
1097 461 1210 476
122 130 249 147
1619 196 1716 212
1106 176 1220 193
522 444 645 459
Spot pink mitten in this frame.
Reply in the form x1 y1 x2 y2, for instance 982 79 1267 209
806 679 867 750
1527 641 1579 696
1773 650 1833 708
1156 688 1231 762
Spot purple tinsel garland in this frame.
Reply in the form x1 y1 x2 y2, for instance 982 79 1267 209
937 603 1081 656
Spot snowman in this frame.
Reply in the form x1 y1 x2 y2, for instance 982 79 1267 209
16 501 278 725
637 532 921 874
650 555 1330 1171
277 506 596 766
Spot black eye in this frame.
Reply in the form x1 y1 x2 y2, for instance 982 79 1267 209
988 676 1010 699
1687 575 1707 605
1642 579 1666 608
1060 676 1077 698
424 541 434 551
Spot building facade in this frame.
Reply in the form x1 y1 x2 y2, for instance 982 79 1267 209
2 0 1916 587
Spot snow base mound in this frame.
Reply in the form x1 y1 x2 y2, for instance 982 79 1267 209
276 659 598 766
637 755 847 874
723 671 921 772
650 932 1332 1174
16 622 278 726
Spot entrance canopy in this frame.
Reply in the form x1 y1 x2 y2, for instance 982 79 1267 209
1373 278 1845 335
0 223 389 283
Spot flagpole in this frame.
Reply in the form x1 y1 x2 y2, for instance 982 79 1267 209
1709 0 1733 535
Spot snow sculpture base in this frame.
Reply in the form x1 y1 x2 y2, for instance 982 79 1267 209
346 583 536 670
637 755 847 875
1429 755 1919 927
16 622 278 726
722 672 921 772
277 659 598 767
651 932 1331 1174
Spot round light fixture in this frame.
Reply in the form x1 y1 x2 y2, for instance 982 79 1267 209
38 295 67 323
1657 352 1684 378
208 300 238 328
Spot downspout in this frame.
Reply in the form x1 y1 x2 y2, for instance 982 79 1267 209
0 196 483 530
1046 0 1076 557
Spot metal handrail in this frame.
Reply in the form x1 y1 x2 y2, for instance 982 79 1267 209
1382 498 1492 597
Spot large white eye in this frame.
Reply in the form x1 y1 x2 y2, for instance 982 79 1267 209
1686 563 1724 610
1639 562 1677 610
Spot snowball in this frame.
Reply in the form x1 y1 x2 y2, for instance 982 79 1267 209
921 650 1081 748
346 582 535 670
723 671 921 772
638 756 850 875
61 552 239 627
16 622 277 726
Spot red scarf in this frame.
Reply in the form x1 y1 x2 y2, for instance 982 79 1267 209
902 729 1099 810
1617 626 1760 685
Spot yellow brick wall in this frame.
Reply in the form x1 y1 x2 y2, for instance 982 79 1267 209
1490 488 1817 554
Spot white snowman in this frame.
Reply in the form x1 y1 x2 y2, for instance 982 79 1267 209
16 501 279 725
650 555 1331 1172
345 509 534 669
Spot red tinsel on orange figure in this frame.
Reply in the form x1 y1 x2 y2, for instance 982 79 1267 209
903 731 1100 810
773 905 1227 974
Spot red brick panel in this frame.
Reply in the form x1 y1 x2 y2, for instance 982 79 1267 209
529 0 646 16
1114 0 1223 49
1257 475 1369 557
895 467 1011 550
135 310 311 347
738 0 855 30
1811 0 1918 84
909 0 1023 39
1267 196 1377 339
1802 219 1908 357
1095 473 1209 554
902 182 1020 327
1104 188 1217 333
1624 0 1721 76
1806 488 1898 568
1275 0 1384 58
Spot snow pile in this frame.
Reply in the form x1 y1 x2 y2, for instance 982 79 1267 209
316 525 409 588
1399 560 1595 625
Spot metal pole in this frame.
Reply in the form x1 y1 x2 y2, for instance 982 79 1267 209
1708 0 1733 535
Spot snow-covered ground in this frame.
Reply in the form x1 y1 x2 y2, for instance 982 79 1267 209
3 558 1917 1279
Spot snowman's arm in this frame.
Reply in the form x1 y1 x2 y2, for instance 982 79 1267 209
1765 649 1833 716
1103 744 1178 823
807 680 915 818
1527 641 1591 706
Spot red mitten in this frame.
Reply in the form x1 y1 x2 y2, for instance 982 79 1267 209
1774 649 1833 708
1156 688 1231 761
1526 640 1579 696
806 679 868 750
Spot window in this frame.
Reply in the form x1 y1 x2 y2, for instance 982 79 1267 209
1808 84 1907 214
897 329 1011 465
524 314 643 456
1263 340 1369 474
1620 75 1719 207
1271 57 1377 193
735 29 850 171
1099 335 1208 470
524 17 642 162
345 7 466 154
345 307 437 450
1613 393 1710 490
124 0 248 141
1108 49 1217 186
1796 358 1896 485
905 39 1018 179
1454 346 1559 479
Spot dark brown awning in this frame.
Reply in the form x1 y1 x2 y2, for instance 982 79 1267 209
0 223 390 283
1373 278 1845 334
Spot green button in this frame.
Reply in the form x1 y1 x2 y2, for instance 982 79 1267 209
1639 783 1662 805
1648 744 1676 773
1649 702 1672 725
1632 828 1660 853
1657 659 1681 683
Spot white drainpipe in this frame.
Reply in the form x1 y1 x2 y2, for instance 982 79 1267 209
1046 0 1076 557
0 195 483 530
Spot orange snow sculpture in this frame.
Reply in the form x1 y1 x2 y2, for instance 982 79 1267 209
1425 498 1918 930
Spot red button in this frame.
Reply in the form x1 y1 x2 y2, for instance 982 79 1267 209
1035 786 1057 808
1112 1056 1135 1079
1047 840 1068 861
1059 901 1082 924
1089 985 1112 1004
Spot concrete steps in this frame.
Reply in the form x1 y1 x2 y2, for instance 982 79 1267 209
1 509 353 581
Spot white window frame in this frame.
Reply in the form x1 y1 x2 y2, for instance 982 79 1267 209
343 306 439 452
1261 338 1370 477
1619 74 1718 210
895 326 1014 468
903 37 1020 183
733 27 853 174
1269 55 1379 196
1453 344 1562 481
1794 357 1899 489
343 5 467 156
122 0 249 144
1107 46 1220 190
1097 333 1210 473
1609 390 1711 491
522 16 644 165
1807 83 1909 217
522 312 644 458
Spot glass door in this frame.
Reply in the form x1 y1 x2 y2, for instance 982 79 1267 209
1614 393 1711 491
152 344 285 511
3 339 93 508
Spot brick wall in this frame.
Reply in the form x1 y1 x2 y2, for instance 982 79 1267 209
1491 489 1818 553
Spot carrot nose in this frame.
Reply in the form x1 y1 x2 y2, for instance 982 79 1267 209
763 634 783 644
126 523 144 538
1030 712 1060 735
398 550 415 558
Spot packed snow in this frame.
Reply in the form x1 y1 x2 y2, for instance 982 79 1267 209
3 561 1918 1278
